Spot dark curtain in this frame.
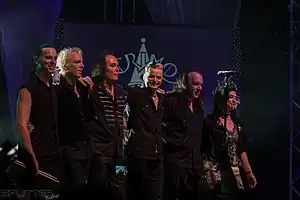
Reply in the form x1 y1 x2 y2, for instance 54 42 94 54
0 30 12 144
0 0 63 144
145 0 240 27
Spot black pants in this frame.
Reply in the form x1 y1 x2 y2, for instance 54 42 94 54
88 154 125 200
127 157 163 200
59 144 91 199
164 162 204 200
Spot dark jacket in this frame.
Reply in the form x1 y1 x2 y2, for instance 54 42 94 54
126 87 166 160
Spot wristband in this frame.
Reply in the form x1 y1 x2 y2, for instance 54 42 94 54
246 171 252 175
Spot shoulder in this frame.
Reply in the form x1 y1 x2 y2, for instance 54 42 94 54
232 113 244 127
204 114 216 128
18 88 32 103
124 85 144 96
165 91 183 101
115 84 125 90
204 114 214 121
20 74 38 93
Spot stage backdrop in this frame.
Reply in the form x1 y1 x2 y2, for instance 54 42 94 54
63 23 233 114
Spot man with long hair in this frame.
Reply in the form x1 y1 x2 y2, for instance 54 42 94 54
125 62 165 200
88 51 126 200
16 44 59 192
162 69 205 200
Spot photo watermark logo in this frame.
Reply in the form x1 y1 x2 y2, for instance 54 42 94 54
0 189 59 199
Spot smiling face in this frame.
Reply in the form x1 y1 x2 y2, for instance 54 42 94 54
38 47 57 74
147 66 163 89
227 90 238 112
186 71 203 99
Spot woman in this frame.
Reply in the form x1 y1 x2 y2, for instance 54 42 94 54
202 81 257 200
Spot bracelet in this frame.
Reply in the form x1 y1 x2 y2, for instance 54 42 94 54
246 171 252 175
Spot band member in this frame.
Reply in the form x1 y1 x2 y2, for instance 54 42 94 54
125 63 165 200
88 51 126 200
16 44 59 190
202 81 257 200
162 69 205 200
56 47 94 198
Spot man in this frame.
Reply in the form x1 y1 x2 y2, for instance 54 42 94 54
125 63 165 200
56 47 94 199
162 69 205 200
16 44 59 191
88 51 126 200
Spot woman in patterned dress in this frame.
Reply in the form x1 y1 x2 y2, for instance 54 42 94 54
201 82 257 200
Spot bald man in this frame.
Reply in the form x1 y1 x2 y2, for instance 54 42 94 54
162 69 205 200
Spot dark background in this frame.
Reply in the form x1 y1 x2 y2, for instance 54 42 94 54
239 0 289 199
0 0 289 199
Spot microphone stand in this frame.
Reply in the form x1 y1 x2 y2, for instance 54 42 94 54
222 75 231 145
50 73 60 171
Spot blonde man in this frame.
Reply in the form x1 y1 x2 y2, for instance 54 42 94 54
56 47 94 199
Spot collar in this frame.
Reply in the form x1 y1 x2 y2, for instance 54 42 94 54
145 87 165 97
178 90 203 104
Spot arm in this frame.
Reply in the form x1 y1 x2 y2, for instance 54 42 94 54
161 95 173 141
241 152 252 174
123 103 130 130
201 118 211 157
239 126 253 174
17 88 38 167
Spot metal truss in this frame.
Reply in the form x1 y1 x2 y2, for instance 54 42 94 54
291 0 300 199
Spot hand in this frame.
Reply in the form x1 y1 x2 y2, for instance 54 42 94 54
82 76 94 90
247 172 257 188
27 122 34 133
27 151 39 175
32 156 39 175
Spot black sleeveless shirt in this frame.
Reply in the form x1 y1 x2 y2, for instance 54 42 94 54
18 73 57 160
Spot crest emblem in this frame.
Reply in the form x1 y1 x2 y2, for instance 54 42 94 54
118 38 178 87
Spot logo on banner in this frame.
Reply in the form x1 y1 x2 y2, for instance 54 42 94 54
118 38 178 86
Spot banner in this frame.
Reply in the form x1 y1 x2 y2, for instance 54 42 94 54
63 23 233 113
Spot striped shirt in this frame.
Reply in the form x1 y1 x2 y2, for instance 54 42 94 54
89 84 126 156
96 88 125 129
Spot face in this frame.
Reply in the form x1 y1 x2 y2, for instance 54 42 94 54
39 47 57 74
66 51 84 78
147 67 163 89
104 55 119 81
187 72 203 99
227 90 238 111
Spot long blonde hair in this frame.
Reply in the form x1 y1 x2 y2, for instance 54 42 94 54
170 72 186 93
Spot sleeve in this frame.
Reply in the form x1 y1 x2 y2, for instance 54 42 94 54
201 116 213 158
162 94 173 125
161 94 176 143
82 87 96 122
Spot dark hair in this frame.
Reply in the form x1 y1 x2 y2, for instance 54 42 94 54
31 44 55 72
91 51 115 82
35 44 55 58
212 83 239 122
